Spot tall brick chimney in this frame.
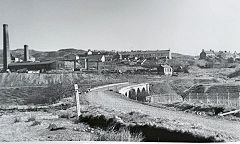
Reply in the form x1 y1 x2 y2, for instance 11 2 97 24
3 24 11 71
24 45 29 61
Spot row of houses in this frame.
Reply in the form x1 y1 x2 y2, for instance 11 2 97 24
200 49 240 61
117 49 171 61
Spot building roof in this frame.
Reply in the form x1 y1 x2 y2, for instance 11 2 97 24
8 60 56 67
204 51 215 55
160 64 172 68
80 54 104 62
213 51 235 59
119 50 170 56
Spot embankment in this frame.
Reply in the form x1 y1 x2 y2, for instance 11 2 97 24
78 105 230 142
0 73 126 87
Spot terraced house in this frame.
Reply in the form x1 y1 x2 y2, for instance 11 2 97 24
120 49 172 60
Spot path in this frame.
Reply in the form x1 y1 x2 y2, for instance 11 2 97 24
84 83 240 141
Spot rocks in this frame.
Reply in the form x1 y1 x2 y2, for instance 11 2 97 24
73 127 80 131
47 123 66 131
84 127 96 133
114 115 124 123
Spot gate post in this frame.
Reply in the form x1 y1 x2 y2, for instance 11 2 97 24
74 84 81 119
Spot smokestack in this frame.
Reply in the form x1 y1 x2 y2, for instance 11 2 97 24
24 45 29 61
3 24 11 71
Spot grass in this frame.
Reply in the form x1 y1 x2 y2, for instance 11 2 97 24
96 128 143 142
30 121 41 126
58 111 73 119
161 101 240 117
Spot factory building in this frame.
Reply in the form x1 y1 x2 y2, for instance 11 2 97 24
8 61 58 72
82 55 105 72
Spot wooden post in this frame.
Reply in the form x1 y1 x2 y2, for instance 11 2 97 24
216 93 218 105
74 84 81 119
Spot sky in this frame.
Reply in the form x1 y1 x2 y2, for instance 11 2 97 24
0 0 240 56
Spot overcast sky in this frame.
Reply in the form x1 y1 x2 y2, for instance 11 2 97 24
0 0 240 55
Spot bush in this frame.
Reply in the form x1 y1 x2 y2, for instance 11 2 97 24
30 121 41 126
188 60 195 66
13 116 21 123
183 66 190 73
227 57 234 63
24 83 74 104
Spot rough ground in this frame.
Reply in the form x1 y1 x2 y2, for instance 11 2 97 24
83 83 240 142
0 95 143 142
0 111 98 141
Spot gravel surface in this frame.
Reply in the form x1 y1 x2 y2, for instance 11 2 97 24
84 83 240 141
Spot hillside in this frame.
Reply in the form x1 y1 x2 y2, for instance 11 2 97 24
0 48 87 63
171 53 196 60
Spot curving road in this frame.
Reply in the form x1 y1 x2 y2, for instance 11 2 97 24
83 83 240 141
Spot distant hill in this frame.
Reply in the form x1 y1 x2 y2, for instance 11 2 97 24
0 48 87 63
32 48 86 61
171 53 196 60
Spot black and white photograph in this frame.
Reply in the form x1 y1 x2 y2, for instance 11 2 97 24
0 0 240 143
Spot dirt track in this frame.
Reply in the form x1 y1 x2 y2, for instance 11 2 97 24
84 83 240 141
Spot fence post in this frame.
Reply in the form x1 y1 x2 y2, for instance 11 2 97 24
216 93 218 105
74 84 81 119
